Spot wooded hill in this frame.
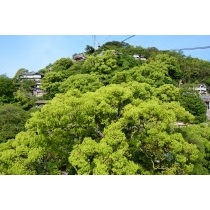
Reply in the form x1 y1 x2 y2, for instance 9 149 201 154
1 41 210 175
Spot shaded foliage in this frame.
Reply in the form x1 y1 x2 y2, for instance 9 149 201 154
0 104 29 143
179 85 207 123
0 75 17 103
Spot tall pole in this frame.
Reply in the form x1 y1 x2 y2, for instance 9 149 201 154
93 35 96 50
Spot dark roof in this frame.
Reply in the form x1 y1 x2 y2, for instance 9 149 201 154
201 95 210 102
35 100 49 104
20 72 43 76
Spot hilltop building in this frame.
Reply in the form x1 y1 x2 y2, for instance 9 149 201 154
194 84 207 95
200 95 210 119
19 71 46 97
133 54 147 61
73 53 86 61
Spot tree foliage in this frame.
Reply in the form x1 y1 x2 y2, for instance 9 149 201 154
59 73 104 94
0 83 200 175
0 75 17 103
51 57 73 72
179 85 207 123
14 90 35 110
85 45 95 54
0 104 29 143
40 58 74 98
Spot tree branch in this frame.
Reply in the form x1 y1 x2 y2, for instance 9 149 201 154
139 148 167 171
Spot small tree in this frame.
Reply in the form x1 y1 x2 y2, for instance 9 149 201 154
0 104 29 142
85 45 95 54
0 74 17 103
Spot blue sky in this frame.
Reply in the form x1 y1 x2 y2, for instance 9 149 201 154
0 35 210 78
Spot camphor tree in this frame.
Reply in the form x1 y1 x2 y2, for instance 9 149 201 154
0 83 200 175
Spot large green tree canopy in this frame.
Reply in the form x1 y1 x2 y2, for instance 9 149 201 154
0 82 200 175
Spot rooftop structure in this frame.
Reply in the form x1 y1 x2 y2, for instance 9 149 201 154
194 84 207 95
19 72 44 80
73 54 86 61
35 100 49 107
200 95 210 119
133 54 147 61
19 71 45 97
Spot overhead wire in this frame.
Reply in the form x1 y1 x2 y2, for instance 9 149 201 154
92 35 210 54
121 35 136 42
119 35 209 52
170 46 210 51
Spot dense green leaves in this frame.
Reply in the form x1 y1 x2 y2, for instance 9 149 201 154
69 123 139 175
51 57 73 72
179 123 210 174
14 90 35 110
41 58 74 98
59 74 104 93
0 75 17 103
179 85 207 123
0 83 201 174
82 50 118 83
0 104 29 143
41 71 65 98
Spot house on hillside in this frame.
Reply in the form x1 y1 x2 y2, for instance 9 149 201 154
19 72 43 80
35 100 49 108
133 54 140 59
32 88 46 97
133 54 147 61
175 122 186 128
73 53 86 61
201 95 210 119
19 71 45 97
194 84 207 95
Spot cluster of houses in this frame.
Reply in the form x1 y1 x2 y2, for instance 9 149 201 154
72 52 147 62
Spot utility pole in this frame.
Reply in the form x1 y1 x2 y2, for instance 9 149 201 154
93 35 96 50
93 35 100 50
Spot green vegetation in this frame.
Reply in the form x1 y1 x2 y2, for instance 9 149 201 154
0 74 18 104
1 41 210 174
179 85 207 123
0 104 29 143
